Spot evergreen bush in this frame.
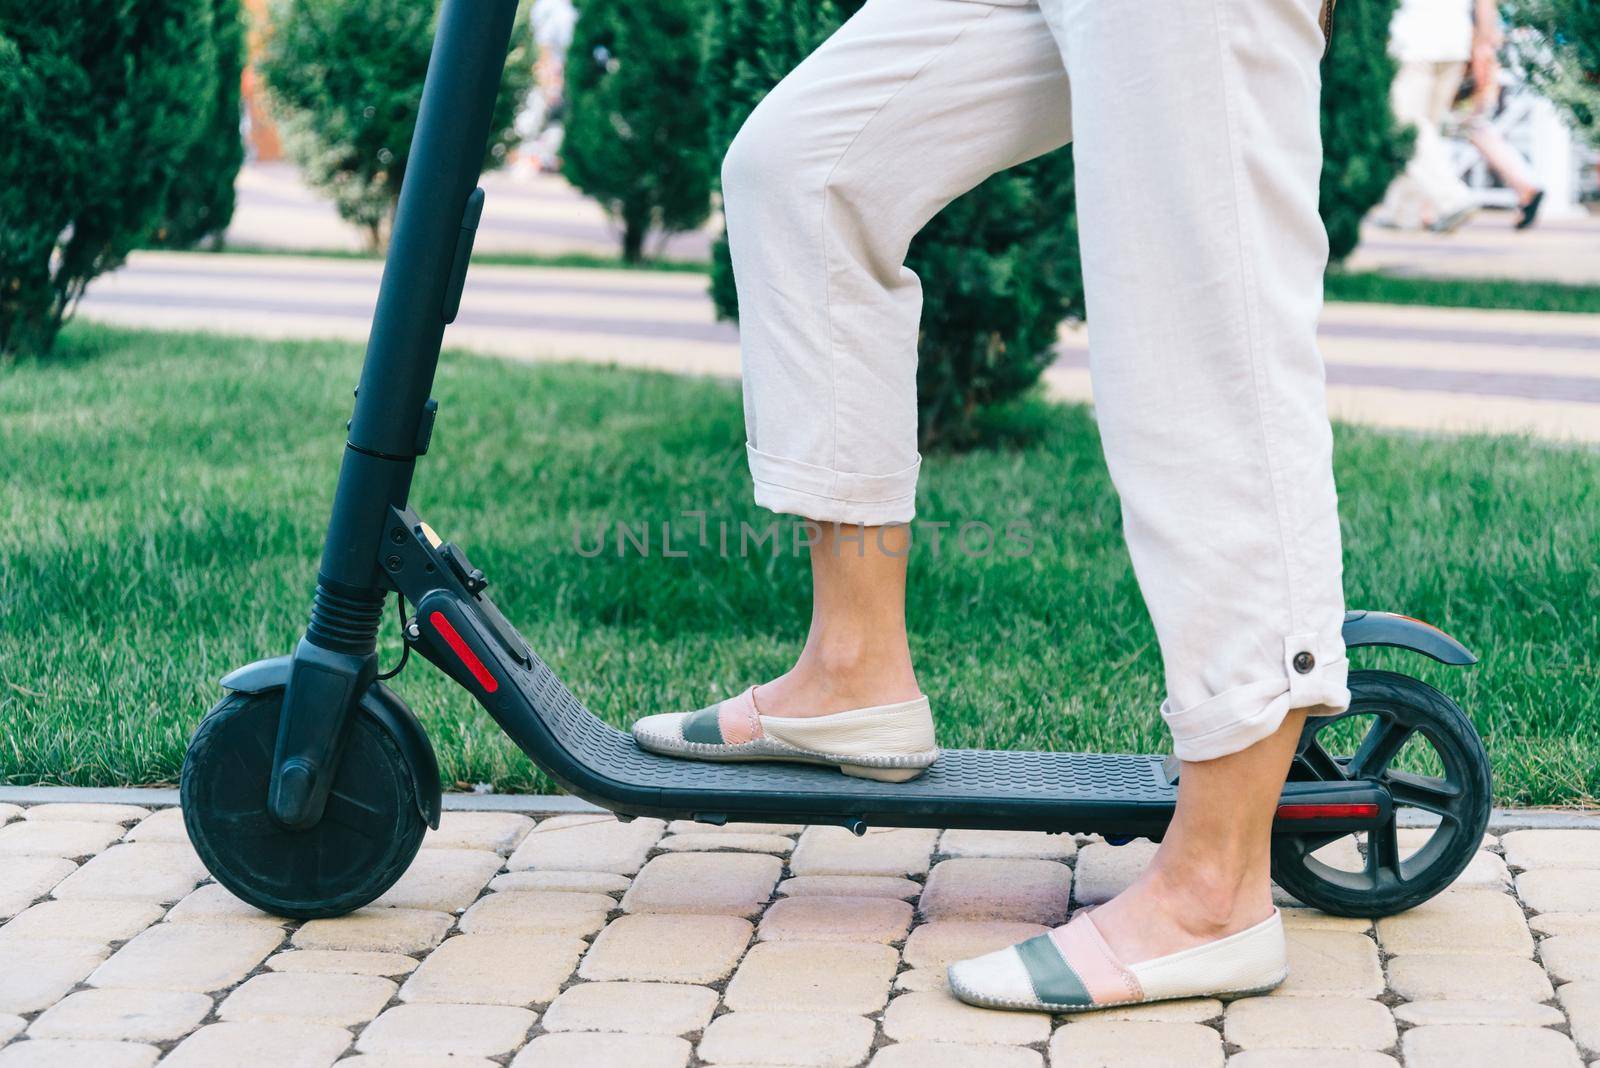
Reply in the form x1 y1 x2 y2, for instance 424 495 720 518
153 0 247 249
259 0 533 250
1321 0 1411 261
561 0 714 264
0 0 219 357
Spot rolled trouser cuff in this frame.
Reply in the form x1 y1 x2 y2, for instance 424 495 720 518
747 443 920 526
1163 652 1350 763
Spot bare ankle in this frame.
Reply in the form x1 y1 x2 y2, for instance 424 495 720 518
758 641 920 717
1142 857 1273 938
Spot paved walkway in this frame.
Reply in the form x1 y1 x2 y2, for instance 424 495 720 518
229 163 1600 286
226 162 713 263
79 250 1600 444
1 800 1597 1067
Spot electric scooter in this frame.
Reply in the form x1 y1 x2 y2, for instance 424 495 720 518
180 0 1493 921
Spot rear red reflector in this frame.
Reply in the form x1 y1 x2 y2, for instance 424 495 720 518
429 610 498 693
1276 803 1379 821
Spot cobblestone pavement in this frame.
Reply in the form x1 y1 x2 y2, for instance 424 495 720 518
78 250 1600 445
2 801 1599 1067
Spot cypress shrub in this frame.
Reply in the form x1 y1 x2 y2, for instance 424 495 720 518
153 0 247 249
1321 0 1411 261
258 0 534 250
703 0 1407 445
561 0 714 264
0 0 218 357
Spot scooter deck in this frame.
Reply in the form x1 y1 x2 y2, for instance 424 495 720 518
413 591 1381 838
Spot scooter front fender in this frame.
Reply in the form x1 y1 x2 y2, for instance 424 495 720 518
1341 610 1476 666
220 656 442 828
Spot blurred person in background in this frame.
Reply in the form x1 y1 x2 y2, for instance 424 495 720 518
1379 0 1543 231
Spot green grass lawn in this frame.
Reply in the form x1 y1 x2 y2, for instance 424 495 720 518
2 325 1597 803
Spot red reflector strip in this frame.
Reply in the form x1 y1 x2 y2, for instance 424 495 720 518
1276 803 1380 821
429 610 498 693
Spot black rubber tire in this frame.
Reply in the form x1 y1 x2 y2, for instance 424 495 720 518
180 689 427 920
1271 669 1492 918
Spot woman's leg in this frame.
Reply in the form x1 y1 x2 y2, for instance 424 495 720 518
1039 0 1350 961
719 0 1072 720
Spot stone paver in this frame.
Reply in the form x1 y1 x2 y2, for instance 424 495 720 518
1516 868 1600 914
1556 980 1600 1053
423 811 537 854
490 869 630 894
1393 999 1566 1027
48 843 207 903
1538 932 1600 982
667 820 806 836
123 808 187 843
698 1011 877 1068
937 829 1076 860
1071 839 1158 905
882 990 1050 1046
87 923 282 993
506 814 664 875
1400 1024 1583 1068
293 907 452 954
1275 929 1384 998
22 804 148 824
542 981 717 1035
757 895 912 943
27 988 211 1042
371 847 502 912
917 858 1070 925
0 1040 160 1068
0 941 108 1013
1532 912 1600 936
1374 889 1534 956
789 827 939 877
622 853 782 917
266 949 418 977
580 914 753 983
1048 1021 1224 1068
458 889 613 936
357 1003 536 1058
0 1017 19 1044
1228 1054 1399 1068
1502 829 1600 870
0 821 123 859
869 1042 1043 1068
0 858 77 921
164 883 287 928
0 805 17 825
1387 953 1554 1001
218 971 396 1026
1223 996 1396 1051
725 941 899 1013
0 899 163 945
510 1032 691 1068
163 1021 352 1067
658 832 793 854
776 875 921 900
399 933 584 1006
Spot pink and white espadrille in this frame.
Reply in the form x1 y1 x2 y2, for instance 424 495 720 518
632 686 939 782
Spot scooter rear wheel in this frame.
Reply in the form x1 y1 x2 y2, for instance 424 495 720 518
180 689 427 919
1270 669 1491 918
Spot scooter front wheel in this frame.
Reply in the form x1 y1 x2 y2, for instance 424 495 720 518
1270 669 1492 918
180 689 427 919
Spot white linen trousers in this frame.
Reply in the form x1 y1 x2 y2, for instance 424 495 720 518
720 0 1351 761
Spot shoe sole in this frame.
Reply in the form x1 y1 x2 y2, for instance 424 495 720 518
948 967 1290 1013
633 731 939 782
